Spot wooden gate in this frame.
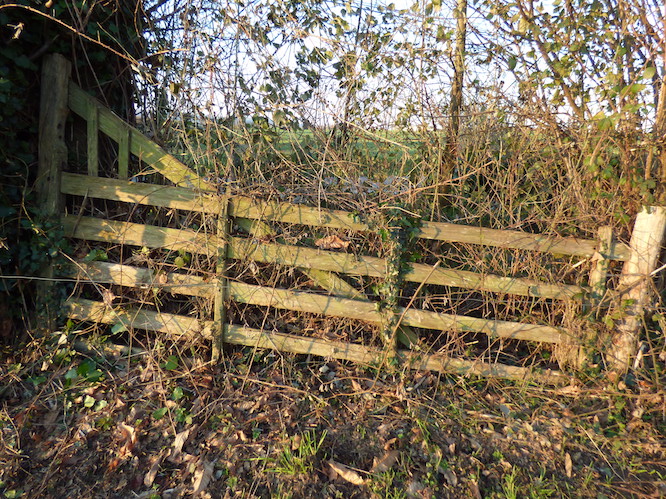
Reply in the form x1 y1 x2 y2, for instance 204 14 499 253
36 55 666 384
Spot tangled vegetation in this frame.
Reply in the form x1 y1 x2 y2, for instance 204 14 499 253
1 0 665 497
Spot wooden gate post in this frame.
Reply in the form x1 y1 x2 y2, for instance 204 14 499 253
37 54 70 214
609 206 666 373
35 54 71 331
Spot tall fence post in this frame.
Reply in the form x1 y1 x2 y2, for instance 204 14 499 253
35 54 71 331
609 206 666 374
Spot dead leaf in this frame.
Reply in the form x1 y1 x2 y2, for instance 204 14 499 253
315 235 350 250
443 468 458 486
564 452 573 478
192 459 215 495
406 480 426 497
42 408 59 429
327 462 338 481
144 448 170 487
371 450 399 473
555 384 581 396
328 460 364 485
383 437 398 450
117 423 137 458
467 436 482 452
171 427 194 462
107 456 121 472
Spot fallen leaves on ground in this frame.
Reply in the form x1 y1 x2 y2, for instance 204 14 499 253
2 345 666 498
371 450 399 473
328 460 365 485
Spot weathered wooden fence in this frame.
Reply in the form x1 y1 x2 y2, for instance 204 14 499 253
36 55 666 384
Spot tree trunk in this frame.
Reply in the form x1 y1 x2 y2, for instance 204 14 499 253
439 0 467 200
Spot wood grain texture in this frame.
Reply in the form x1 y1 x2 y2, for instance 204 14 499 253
224 325 571 384
61 173 221 213
86 106 99 176
61 215 584 301
36 54 71 331
64 298 214 340
229 196 631 260
60 173 630 261
63 298 569 384
62 261 567 344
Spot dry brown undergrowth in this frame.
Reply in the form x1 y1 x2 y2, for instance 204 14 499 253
1 330 665 498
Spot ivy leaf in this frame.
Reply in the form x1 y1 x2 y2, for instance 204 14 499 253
0 205 16 217
162 355 179 371
94 399 108 411
27 375 46 387
172 386 184 401
14 55 36 70
84 248 108 262
153 407 168 420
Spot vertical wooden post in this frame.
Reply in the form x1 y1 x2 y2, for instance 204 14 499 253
37 54 70 214
36 54 71 331
87 105 99 176
213 191 231 361
576 226 613 368
587 226 614 315
118 126 130 180
609 206 666 373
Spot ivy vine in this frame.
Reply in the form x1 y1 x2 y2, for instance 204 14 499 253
372 204 423 350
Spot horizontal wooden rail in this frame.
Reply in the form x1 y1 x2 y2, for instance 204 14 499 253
68 83 218 193
232 196 630 260
230 196 368 232
62 260 214 297
61 173 221 213
229 282 567 343
418 222 630 260
62 215 584 300
62 215 216 255
60 173 631 261
64 298 213 340
62 298 569 384
62 261 568 343
230 237 583 301
62 172 371 301
224 325 570 385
